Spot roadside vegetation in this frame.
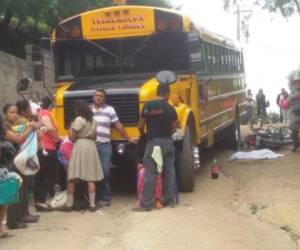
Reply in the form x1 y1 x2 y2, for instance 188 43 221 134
0 0 170 58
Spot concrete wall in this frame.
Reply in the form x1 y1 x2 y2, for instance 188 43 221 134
0 47 54 110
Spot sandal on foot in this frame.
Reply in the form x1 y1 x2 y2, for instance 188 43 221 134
0 232 12 238
35 203 52 212
89 207 98 212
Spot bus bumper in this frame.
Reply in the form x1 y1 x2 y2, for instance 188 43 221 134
111 141 137 167
111 139 185 168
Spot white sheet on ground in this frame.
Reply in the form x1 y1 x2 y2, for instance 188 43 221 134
229 149 284 161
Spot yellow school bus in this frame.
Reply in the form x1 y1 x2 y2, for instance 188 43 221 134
51 5 246 191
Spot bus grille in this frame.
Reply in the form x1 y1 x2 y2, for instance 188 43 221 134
63 94 139 128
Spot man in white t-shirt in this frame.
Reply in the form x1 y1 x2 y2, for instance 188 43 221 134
91 89 135 207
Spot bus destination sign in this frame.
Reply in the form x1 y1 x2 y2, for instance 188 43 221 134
91 15 146 32
82 8 155 39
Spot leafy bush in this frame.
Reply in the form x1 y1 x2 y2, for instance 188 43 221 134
288 65 300 82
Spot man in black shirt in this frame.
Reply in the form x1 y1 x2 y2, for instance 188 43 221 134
136 84 178 211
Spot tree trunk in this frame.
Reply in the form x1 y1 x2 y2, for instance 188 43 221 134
16 18 25 31
34 16 39 34
0 9 13 32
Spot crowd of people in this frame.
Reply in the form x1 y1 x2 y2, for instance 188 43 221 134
245 81 300 152
245 88 270 122
0 84 179 238
3 80 299 239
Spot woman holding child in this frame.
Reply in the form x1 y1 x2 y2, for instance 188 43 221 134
3 102 39 229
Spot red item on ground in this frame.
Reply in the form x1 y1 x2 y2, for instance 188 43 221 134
211 158 220 179
136 165 162 208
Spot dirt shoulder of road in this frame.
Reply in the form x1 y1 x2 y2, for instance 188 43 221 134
109 147 300 250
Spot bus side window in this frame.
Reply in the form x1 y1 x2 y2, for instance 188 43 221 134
201 42 208 74
63 50 71 76
95 56 104 68
225 48 229 74
232 50 236 73
241 53 245 73
221 47 225 74
85 54 94 70
213 45 216 74
238 52 242 72
234 51 238 72
215 46 221 74
237 51 241 72
187 32 204 74
198 80 208 104
206 43 212 74
228 49 233 74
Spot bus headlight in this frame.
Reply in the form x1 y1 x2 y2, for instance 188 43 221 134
117 143 125 155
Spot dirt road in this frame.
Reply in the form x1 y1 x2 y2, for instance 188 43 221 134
2 146 300 250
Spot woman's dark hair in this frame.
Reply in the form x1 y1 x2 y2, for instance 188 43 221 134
73 100 93 122
41 96 52 109
3 103 15 115
16 99 30 115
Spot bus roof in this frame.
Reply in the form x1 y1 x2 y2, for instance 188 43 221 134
197 26 242 51
56 5 183 26
53 5 241 51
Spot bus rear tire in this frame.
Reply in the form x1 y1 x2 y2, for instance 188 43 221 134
176 125 195 192
224 107 241 150
224 123 238 150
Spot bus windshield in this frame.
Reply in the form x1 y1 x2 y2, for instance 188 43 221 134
55 32 189 80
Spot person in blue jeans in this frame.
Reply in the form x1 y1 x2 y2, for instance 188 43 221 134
135 84 178 211
91 89 135 207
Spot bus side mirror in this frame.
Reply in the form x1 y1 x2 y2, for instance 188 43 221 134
156 71 177 85
16 78 32 93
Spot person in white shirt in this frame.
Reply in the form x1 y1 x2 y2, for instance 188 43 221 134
91 89 135 207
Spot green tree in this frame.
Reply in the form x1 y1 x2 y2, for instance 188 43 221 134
288 65 300 82
224 0 300 17
0 0 17 31
0 0 171 58
127 0 170 7
0 0 171 33
0 0 50 31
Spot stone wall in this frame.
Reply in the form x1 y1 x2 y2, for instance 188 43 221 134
0 47 54 111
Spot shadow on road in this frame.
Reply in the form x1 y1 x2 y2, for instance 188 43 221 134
109 146 231 197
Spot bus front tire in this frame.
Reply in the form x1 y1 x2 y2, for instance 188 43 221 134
176 125 195 192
